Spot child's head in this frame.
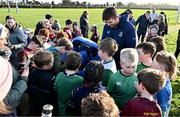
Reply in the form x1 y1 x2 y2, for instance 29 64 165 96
81 91 119 117
65 19 72 29
56 38 73 54
120 48 138 76
148 24 159 36
84 60 104 86
151 51 177 80
99 38 118 60
38 28 50 42
136 68 165 95
72 21 78 28
66 51 81 71
148 36 165 55
42 19 51 29
28 36 43 52
90 25 97 33
136 42 156 63
33 50 54 70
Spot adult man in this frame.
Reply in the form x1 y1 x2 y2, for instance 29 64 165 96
135 11 151 43
102 7 137 69
150 8 158 24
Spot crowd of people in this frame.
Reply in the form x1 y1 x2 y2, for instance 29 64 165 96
0 6 178 117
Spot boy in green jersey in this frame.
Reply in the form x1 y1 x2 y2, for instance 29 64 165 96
136 42 156 72
107 48 138 110
54 51 83 116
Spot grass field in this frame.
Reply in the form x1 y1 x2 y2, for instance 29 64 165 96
0 8 180 116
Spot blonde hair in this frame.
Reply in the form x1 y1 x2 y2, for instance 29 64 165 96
81 91 119 117
120 48 138 65
155 51 177 80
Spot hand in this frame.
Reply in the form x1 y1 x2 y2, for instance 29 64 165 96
21 67 29 78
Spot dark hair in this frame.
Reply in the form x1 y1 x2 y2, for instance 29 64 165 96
136 42 156 57
102 7 117 21
45 14 53 20
146 11 150 14
137 68 165 95
33 50 54 68
148 36 165 56
31 36 43 47
73 21 78 27
66 51 81 70
5 15 14 21
99 37 118 57
66 19 72 25
84 60 104 85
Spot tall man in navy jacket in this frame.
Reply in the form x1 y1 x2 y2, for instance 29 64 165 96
102 7 137 69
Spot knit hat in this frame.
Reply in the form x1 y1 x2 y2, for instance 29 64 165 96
0 56 13 102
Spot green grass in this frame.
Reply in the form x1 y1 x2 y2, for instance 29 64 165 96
0 8 180 116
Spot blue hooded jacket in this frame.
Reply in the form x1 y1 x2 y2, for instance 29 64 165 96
102 15 137 50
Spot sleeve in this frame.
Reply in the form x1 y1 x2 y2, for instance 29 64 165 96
156 89 169 113
135 16 140 26
125 24 137 48
3 78 27 109
102 69 113 87
101 25 108 40
107 75 116 95
16 28 28 47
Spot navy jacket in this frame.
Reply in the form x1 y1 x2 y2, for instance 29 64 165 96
102 16 137 50
135 14 150 33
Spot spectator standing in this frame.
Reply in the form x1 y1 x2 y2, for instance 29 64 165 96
150 8 158 24
102 7 137 70
80 11 89 38
135 11 151 43
90 25 100 43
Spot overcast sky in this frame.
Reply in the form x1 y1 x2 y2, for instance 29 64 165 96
39 0 180 5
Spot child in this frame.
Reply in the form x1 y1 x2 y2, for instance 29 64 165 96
147 36 166 59
28 50 58 116
107 48 138 110
55 38 73 63
146 24 159 42
72 21 82 38
81 91 119 117
90 25 99 43
54 51 83 116
18 36 43 67
98 37 118 87
151 51 177 117
136 42 156 72
63 19 73 40
121 68 165 116
67 60 104 115
52 19 61 31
